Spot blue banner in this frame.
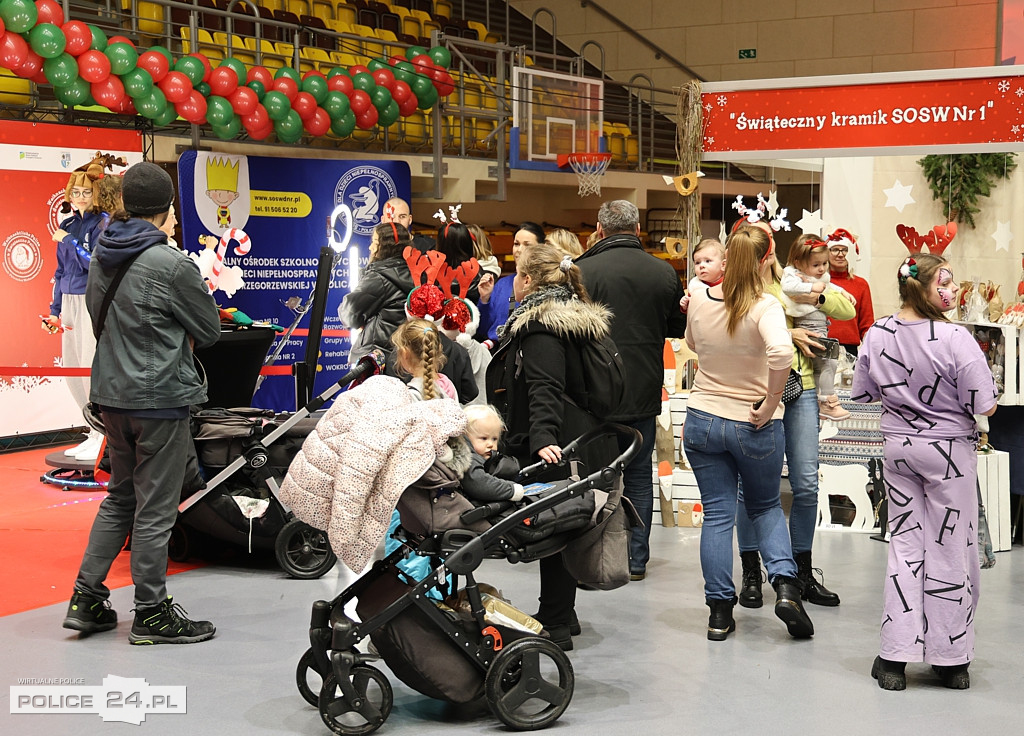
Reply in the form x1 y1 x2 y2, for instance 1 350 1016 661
177 151 410 411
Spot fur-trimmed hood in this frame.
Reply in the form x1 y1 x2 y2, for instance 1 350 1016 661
505 296 613 342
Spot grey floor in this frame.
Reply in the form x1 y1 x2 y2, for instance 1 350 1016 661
2 523 1022 736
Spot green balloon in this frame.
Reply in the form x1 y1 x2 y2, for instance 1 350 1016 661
153 104 178 126
212 114 242 140
55 78 91 107
327 66 350 79
148 46 174 65
195 81 210 97
379 99 400 127
206 95 233 126
262 90 289 121
88 25 108 51
0 0 38 34
391 61 414 85
43 53 79 87
352 72 374 92
134 88 167 119
301 75 327 104
370 86 391 112
322 90 350 120
405 45 427 61
367 57 387 71
121 67 153 97
29 23 66 60
247 79 265 100
219 56 246 81
416 84 438 110
330 110 355 137
410 74 432 96
274 66 300 82
428 46 451 69
274 108 302 142
105 42 138 76
174 56 206 86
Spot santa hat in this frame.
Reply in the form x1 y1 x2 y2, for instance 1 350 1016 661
825 228 859 256
402 246 481 336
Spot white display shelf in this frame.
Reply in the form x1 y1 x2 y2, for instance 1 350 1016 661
956 321 1020 406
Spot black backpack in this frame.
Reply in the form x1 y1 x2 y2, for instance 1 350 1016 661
574 335 627 420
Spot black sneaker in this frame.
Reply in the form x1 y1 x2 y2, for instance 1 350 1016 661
129 597 216 645
63 590 117 633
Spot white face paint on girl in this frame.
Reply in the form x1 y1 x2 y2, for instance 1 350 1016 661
932 266 958 310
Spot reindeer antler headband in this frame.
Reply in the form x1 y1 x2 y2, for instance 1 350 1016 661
432 204 476 242
403 246 481 332
732 193 790 233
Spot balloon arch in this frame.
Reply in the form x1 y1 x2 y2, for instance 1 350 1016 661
0 0 456 142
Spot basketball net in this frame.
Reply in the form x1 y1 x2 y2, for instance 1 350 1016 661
562 153 612 197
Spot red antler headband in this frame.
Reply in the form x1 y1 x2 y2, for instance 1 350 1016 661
388 221 399 243
403 245 481 333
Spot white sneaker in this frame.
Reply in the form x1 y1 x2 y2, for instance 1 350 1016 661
64 436 91 456
73 433 103 462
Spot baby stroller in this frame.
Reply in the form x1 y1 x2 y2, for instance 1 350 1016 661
294 423 641 734
168 349 385 579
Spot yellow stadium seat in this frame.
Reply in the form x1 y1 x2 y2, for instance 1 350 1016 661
466 20 487 41
276 41 296 67
137 1 164 38
259 39 285 69
0 68 32 105
336 2 357 26
299 47 333 74
197 29 225 63
331 51 360 69
374 28 400 58
180 27 192 55
288 0 311 15
216 34 256 65
433 0 452 19
349 24 384 58
310 0 333 20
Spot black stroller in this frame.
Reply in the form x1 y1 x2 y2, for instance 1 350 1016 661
294 424 641 734
166 336 385 579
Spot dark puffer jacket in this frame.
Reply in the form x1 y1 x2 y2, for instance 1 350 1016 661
486 292 613 464
575 233 686 421
338 255 413 365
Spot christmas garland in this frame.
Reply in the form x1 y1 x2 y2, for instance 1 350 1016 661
917 153 1017 229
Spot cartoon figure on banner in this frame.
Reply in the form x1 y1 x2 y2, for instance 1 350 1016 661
42 152 128 462
192 153 250 235
190 228 252 298
206 157 241 227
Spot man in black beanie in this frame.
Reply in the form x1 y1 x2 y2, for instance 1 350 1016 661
63 161 221 645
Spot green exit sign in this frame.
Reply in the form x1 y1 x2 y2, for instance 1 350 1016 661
739 48 757 59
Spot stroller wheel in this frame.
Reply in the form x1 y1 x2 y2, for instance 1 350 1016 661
318 665 392 736
167 523 191 563
276 519 338 579
296 647 324 707
485 637 574 731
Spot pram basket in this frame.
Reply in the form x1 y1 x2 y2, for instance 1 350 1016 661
296 423 642 734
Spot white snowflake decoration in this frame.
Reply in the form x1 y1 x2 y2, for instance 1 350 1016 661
706 136 715 145
1016 87 1024 98
992 221 1014 252
703 102 713 113
998 79 1010 92
882 179 916 213
1013 125 1021 135
717 95 728 106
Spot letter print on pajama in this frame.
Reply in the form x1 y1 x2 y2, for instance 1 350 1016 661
851 316 998 665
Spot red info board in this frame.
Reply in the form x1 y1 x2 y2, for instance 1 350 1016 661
701 66 1024 160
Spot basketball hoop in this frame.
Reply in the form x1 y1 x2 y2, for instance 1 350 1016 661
558 152 612 197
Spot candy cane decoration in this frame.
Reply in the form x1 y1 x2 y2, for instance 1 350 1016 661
210 228 251 291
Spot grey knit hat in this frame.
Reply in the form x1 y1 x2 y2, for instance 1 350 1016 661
122 162 174 216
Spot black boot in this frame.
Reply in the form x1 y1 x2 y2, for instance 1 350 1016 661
738 551 764 609
795 551 840 606
871 656 907 691
932 663 970 690
772 575 814 638
706 597 737 641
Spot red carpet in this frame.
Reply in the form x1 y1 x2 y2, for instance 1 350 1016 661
0 446 203 617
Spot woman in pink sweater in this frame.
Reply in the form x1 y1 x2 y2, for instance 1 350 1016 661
684 223 813 642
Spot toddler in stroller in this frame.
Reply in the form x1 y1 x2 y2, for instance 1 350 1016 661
279 379 641 734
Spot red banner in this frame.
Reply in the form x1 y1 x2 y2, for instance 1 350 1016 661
701 67 1024 159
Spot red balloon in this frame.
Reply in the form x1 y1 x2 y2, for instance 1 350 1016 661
107 35 135 48
246 65 273 88
349 89 371 116
302 68 326 80
271 75 297 101
292 90 316 121
249 120 273 140
327 74 352 95
158 70 192 103
390 79 411 104
112 96 136 115
349 64 370 76
304 106 330 136
208 66 238 97
371 67 394 90
0 31 29 71
242 103 268 131
137 50 169 83
355 106 378 130
32 69 49 85
411 54 434 71
228 85 257 115
62 21 91 56
188 52 212 82
91 76 125 107
176 89 207 123
35 0 65 26
397 94 418 117
77 49 110 83
14 51 43 80
388 55 405 67
432 69 454 97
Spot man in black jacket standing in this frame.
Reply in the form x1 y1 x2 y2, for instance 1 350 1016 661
575 200 686 580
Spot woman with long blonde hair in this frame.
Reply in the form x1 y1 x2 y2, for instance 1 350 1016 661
683 222 813 642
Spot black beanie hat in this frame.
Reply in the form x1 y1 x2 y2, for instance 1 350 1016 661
122 162 174 216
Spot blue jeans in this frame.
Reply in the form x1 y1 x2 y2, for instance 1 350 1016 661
620 416 656 573
684 408 797 600
737 389 820 555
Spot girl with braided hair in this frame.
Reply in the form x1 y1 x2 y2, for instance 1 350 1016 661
392 318 457 401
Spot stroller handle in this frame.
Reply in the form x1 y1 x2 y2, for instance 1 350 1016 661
518 423 643 480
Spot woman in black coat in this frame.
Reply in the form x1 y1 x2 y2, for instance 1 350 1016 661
486 243 614 650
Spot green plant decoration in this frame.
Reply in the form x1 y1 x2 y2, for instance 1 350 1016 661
918 153 1017 228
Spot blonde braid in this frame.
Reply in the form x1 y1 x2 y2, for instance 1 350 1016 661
421 330 439 400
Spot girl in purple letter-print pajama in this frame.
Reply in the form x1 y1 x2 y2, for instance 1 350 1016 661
853 254 997 689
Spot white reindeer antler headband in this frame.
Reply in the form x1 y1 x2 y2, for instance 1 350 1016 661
432 204 463 226
732 193 790 233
